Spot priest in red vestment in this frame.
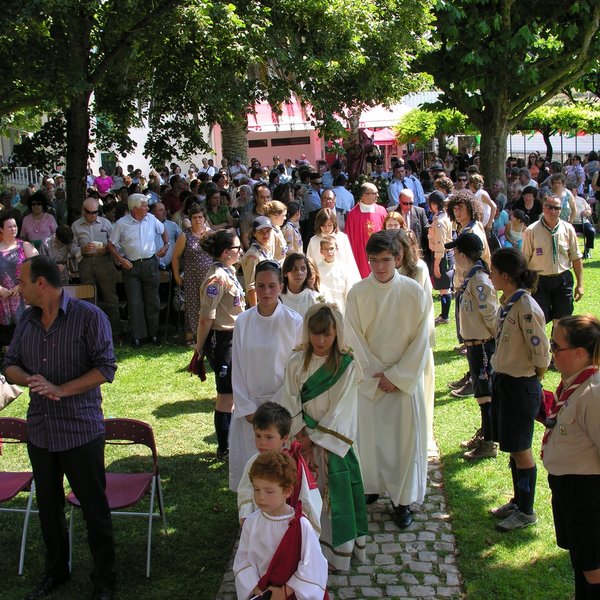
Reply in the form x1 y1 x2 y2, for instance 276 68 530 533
345 182 387 278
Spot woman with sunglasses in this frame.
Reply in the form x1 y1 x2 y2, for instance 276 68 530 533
240 216 275 307
196 228 245 461
20 191 57 250
488 248 550 532
229 260 303 490
542 315 600 600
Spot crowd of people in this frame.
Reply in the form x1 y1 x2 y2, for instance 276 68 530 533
2 148 600 600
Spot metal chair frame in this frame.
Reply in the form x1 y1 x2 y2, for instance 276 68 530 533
0 417 36 575
67 418 167 577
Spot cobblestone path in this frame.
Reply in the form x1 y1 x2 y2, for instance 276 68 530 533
216 447 465 600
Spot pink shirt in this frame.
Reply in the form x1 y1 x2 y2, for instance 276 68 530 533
21 213 57 242
94 175 113 197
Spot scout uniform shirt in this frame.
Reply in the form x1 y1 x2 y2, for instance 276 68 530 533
522 218 581 275
458 268 498 341
428 211 453 258
491 290 550 377
542 370 600 476
199 264 245 330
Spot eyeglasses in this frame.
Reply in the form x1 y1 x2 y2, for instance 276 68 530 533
401 201 414 206
84 209 99 215
364 191 378 196
544 205 561 211
228 245 241 251
550 340 575 354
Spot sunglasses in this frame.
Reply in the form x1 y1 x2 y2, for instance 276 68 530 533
457 178 467 182
401 201 414 206
85 209 99 215
544 205 561 211
550 340 574 354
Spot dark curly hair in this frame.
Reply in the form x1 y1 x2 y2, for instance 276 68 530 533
447 189 483 226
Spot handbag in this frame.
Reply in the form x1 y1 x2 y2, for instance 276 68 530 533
0 373 22 411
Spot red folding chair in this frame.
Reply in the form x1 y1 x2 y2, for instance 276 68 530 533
0 417 36 575
67 418 167 577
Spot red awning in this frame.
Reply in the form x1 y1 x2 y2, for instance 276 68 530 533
363 127 397 146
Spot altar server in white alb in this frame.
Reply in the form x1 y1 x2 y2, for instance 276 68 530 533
229 260 303 491
345 229 430 530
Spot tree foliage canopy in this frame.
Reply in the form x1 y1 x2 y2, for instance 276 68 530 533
418 0 600 182
2 0 433 169
395 108 475 148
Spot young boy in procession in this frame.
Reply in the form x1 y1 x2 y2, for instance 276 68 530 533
233 451 329 600
237 402 322 534
345 229 430 529
445 233 499 459
316 236 359 314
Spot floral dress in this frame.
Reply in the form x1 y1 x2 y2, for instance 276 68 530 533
182 229 213 336
0 241 26 326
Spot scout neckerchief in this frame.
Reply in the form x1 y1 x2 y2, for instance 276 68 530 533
250 241 272 261
495 288 527 348
458 260 485 302
540 217 560 263
214 261 245 298
458 219 476 235
540 366 598 458
300 354 368 548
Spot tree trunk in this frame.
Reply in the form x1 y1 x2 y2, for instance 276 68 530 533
65 92 91 221
221 116 248 166
438 133 448 159
542 128 553 161
479 119 510 189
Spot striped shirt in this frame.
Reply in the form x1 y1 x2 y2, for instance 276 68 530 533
4 291 117 451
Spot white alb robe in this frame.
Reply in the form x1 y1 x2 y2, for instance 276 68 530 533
345 271 429 506
277 352 366 571
398 259 436 452
233 509 328 600
230 303 303 490
318 259 359 314
306 231 360 280
280 288 322 319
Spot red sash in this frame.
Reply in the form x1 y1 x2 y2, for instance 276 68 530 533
285 441 318 509
257 501 328 600
540 366 598 458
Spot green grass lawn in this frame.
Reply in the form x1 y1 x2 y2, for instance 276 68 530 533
1 252 597 599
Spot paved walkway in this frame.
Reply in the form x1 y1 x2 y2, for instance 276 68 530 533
216 447 465 599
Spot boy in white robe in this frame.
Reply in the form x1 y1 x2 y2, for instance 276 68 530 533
237 402 322 534
345 229 430 529
234 452 328 600
317 235 360 314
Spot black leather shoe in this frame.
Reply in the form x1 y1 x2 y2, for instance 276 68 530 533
365 493 380 505
151 336 161 346
24 575 69 599
393 504 413 529
91 585 114 600
131 338 142 348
